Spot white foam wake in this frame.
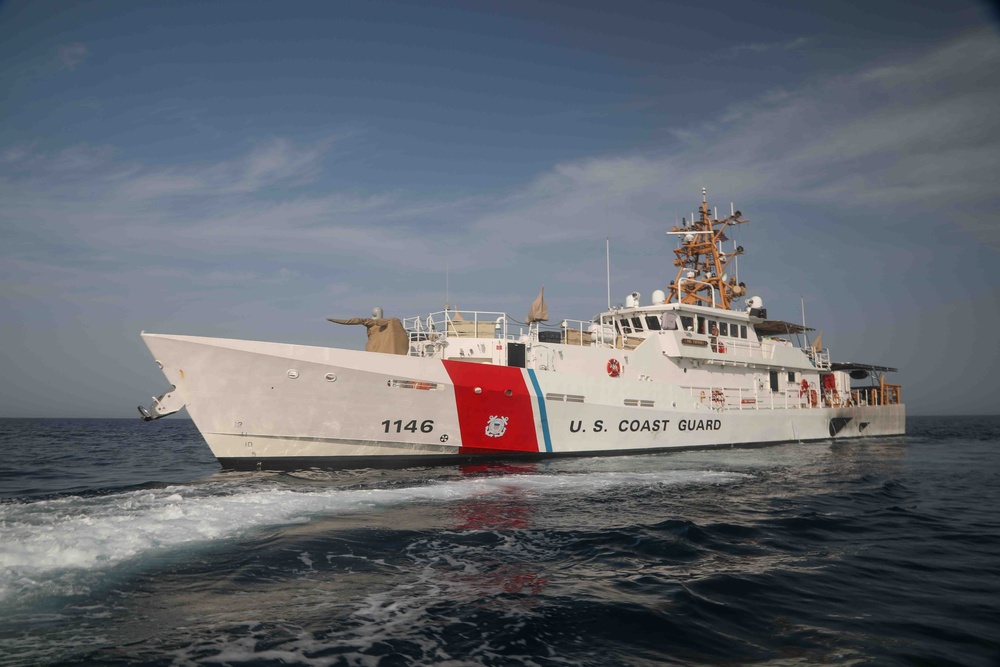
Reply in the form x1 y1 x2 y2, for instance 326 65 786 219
0 469 746 603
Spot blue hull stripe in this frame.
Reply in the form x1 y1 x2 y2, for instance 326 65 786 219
526 369 553 453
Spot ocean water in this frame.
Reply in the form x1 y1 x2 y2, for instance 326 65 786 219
0 417 997 667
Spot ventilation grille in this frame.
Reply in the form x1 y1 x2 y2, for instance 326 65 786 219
624 399 655 407
545 393 585 403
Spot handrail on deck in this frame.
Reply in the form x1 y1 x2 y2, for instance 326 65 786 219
561 318 617 347
852 381 902 407
681 381 898 411
403 310 509 340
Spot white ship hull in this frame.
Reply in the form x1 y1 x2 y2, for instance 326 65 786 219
142 333 905 470
138 192 906 469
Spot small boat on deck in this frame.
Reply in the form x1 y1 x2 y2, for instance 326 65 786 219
138 189 904 469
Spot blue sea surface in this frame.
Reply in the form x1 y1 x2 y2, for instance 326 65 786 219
0 416 997 666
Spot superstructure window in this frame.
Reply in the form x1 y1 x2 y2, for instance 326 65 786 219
619 319 631 334
788 372 795 382
631 317 643 331
740 325 747 339
719 322 729 336
681 316 694 331
645 316 662 331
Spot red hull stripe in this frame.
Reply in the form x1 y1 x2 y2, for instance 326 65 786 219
442 360 540 454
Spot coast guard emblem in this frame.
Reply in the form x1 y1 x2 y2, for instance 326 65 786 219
485 415 509 438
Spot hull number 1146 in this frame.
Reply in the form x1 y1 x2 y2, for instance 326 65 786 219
381 419 435 434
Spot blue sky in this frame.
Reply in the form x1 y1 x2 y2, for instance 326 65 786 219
1 0 998 418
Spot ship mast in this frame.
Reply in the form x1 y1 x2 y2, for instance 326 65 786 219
665 188 749 310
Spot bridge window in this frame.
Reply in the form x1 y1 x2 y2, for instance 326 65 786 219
645 316 662 331
681 316 694 331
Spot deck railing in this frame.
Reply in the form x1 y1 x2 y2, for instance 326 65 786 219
683 383 900 411
559 319 588 346
403 310 511 340
852 381 902 407
683 386 805 410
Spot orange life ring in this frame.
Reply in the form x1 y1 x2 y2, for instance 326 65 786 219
607 358 621 377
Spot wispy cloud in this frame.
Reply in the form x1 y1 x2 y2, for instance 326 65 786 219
729 36 811 56
470 28 999 253
2 28 997 313
56 42 89 70
704 36 811 63
663 30 1000 246
116 137 336 200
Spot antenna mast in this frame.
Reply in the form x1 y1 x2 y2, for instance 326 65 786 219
606 238 611 310
665 188 749 310
801 295 809 347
